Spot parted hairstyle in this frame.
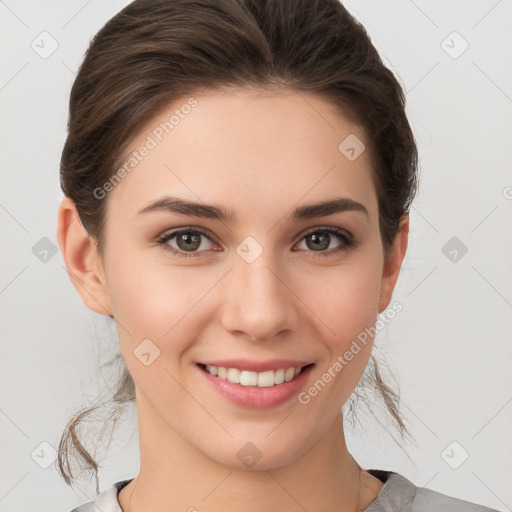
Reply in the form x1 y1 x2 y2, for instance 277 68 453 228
57 0 419 493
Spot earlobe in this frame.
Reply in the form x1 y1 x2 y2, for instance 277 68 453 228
377 214 409 314
57 197 113 316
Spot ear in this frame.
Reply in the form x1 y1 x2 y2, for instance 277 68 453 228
377 214 409 314
57 197 113 316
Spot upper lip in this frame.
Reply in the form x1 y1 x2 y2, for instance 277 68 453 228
199 359 313 372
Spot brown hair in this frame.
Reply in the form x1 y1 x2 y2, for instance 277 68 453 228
58 0 419 492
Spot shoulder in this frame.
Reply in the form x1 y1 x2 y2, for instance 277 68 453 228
413 483 500 512
363 470 501 512
69 479 133 512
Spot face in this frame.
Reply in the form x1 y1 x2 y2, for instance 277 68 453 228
60 87 408 470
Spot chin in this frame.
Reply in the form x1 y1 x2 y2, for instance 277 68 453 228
199 434 311 472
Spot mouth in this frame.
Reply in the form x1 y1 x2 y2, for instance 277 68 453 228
197 362 315 388
196 360 316 409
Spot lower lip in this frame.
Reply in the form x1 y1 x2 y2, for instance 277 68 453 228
196 363 314 409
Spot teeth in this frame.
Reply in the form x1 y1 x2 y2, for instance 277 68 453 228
285 367 295 381
240 369 257 386
226 368 240 384
204 365 305 387
257 370 274 387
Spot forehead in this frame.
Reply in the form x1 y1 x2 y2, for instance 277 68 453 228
106 87 378 225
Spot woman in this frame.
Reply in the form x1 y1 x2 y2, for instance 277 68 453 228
56 0 500 510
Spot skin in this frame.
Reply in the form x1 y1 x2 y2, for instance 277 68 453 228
57 87 409 512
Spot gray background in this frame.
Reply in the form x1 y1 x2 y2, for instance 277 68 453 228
1 1 511 511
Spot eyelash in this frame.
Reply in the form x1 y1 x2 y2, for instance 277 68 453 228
155 226 357 259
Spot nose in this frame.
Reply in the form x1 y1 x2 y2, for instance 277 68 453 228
220 250 299 342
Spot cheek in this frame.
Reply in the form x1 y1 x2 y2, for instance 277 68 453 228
108 240 383 349
299 254 382 340
107 254 216 399
106 248 216 336
297 253 382 396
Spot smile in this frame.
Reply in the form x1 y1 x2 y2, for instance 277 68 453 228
200 363 312 387
196 361 315 409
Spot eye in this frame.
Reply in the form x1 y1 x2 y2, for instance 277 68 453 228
295 227 355 258
156 226 357 258
156 227 217 258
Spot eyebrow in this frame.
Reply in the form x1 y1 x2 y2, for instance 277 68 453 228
137 195 369 222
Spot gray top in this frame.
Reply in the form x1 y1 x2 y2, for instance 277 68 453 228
70 470 502 511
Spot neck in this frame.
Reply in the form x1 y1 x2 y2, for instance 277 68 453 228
119 398 372 512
